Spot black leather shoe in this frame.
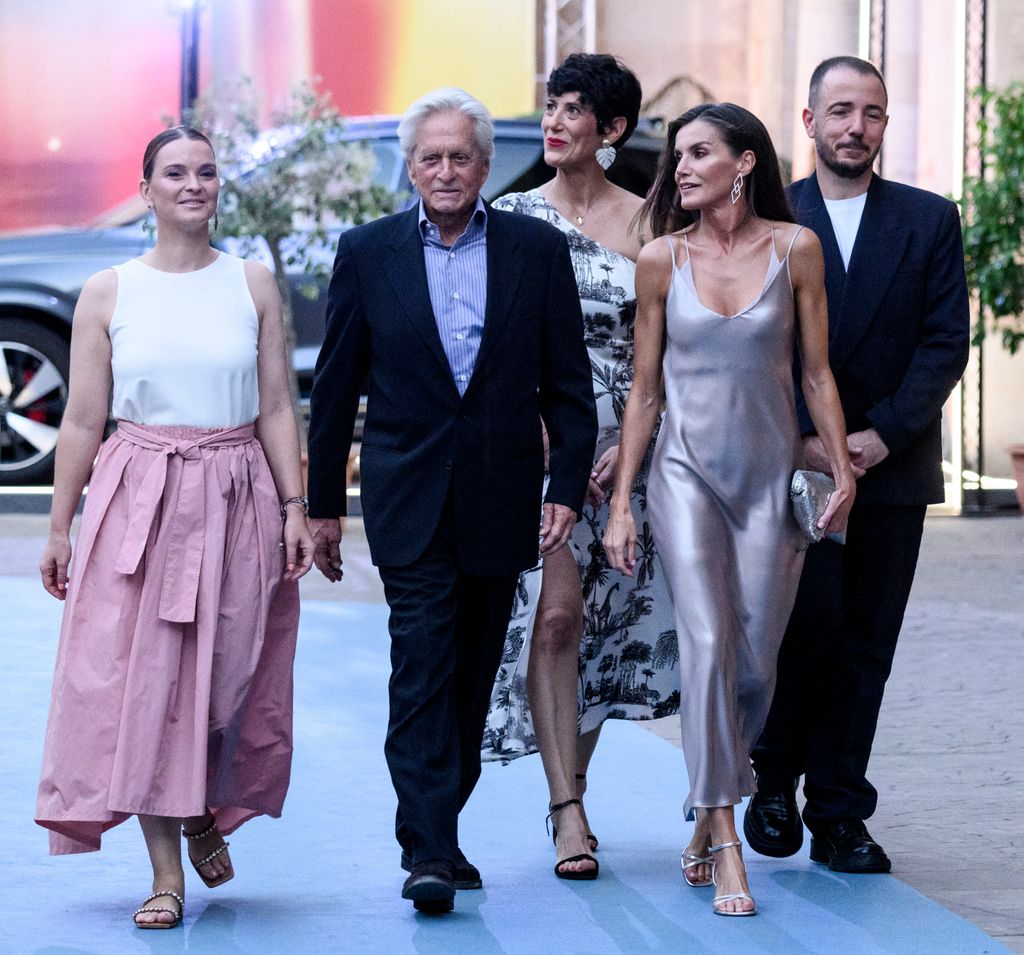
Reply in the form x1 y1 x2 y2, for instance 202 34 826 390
401 863 456 913
743 779 802 858
809 820 892 873
401 848 482 890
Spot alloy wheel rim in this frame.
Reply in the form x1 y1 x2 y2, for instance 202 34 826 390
0 340 65 472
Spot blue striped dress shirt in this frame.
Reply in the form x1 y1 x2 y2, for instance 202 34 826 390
418 198 488 397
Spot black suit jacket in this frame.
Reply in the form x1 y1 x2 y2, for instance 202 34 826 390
306 203 597 574
788 173 970 505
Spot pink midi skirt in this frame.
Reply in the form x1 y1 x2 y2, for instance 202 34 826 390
36 421 300 854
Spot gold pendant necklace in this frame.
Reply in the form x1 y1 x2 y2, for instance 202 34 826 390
553 188 605 228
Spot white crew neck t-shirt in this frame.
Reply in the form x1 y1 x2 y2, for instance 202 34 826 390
823 192 868 270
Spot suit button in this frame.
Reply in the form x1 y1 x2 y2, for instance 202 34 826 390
443 460 452 470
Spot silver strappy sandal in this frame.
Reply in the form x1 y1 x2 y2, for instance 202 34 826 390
681 849 714 887
709 841 757 916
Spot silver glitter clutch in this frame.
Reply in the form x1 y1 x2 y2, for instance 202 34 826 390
790 469 846 547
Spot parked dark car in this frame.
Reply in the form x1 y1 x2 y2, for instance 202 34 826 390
0 117 663 484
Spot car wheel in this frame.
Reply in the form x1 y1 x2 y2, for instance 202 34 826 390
0 318 70 485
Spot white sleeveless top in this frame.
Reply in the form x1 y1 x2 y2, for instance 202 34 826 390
109 253 260 427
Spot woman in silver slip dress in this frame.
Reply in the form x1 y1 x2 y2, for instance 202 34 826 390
604 103 855 916
482 54 677 880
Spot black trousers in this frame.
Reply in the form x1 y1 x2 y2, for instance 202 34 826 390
376 497 518 867
751 500 926 830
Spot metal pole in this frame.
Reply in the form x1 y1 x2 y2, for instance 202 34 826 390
180 3 200 121
961 0 987 511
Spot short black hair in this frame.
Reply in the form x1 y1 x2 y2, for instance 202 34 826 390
142 126 214 181
808 56 887 109
547 53 643 147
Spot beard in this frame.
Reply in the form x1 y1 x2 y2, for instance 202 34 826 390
816 137 879 179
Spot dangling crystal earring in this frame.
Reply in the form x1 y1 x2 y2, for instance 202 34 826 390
595 138 617 171
731 173 744 204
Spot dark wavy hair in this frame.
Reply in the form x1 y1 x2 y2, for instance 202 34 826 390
142 126 215 180
547 53 642 146
642 103 794 237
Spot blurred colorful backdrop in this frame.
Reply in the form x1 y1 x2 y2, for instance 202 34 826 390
0 0 535 231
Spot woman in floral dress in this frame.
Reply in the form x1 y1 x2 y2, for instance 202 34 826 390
482 54 677 879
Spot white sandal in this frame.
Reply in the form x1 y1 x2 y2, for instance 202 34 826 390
709 841 757 916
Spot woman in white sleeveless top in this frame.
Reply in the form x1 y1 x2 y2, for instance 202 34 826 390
35 127 314 930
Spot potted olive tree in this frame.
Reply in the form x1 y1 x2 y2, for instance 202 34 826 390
959 82 1024 507
185 78 396 441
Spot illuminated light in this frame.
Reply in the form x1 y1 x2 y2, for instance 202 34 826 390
46 137 61 152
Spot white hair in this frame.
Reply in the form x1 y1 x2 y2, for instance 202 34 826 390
397 87 495 160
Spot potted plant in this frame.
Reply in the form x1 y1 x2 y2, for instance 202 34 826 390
958 82 1024 508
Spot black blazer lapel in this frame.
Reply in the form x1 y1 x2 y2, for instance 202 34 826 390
794 173 847 336
471 207 524 380
384 207 454 382
829 176 908 371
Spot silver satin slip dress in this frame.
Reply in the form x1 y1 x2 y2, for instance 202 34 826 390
647 226 806 819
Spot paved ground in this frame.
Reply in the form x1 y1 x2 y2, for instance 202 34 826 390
3 507 1022 950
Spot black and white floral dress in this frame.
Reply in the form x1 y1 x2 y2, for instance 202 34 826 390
482 191 679 762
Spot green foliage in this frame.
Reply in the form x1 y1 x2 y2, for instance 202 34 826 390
185 78 396 297
177 78 397 433
959 83 1024 354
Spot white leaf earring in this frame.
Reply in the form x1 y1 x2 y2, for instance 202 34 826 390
596 138 617 171
731 174 744 204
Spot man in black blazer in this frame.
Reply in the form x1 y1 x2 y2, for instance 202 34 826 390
306 88 596 912
745 57 969 872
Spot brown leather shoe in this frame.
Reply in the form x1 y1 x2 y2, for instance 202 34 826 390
401 862 456 913
401 848 481 890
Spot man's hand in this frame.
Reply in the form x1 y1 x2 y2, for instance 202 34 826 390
309 516 344 582
803 435 867 479
539 502 576 557
847 428 889 471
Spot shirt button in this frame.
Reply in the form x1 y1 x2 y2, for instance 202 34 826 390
452 292 460 300
455 333 464 340
449 252 456 259
459 374 467 381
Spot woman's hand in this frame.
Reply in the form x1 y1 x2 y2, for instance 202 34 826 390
819 479 856 538
282 511 315 580
40 533 72 599
586 445 619 508
602 506 638 576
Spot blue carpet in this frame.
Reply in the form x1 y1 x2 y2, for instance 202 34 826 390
0 576 1009 954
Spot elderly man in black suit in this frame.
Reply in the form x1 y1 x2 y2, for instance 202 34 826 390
745 56 969 873
306 87 597 913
